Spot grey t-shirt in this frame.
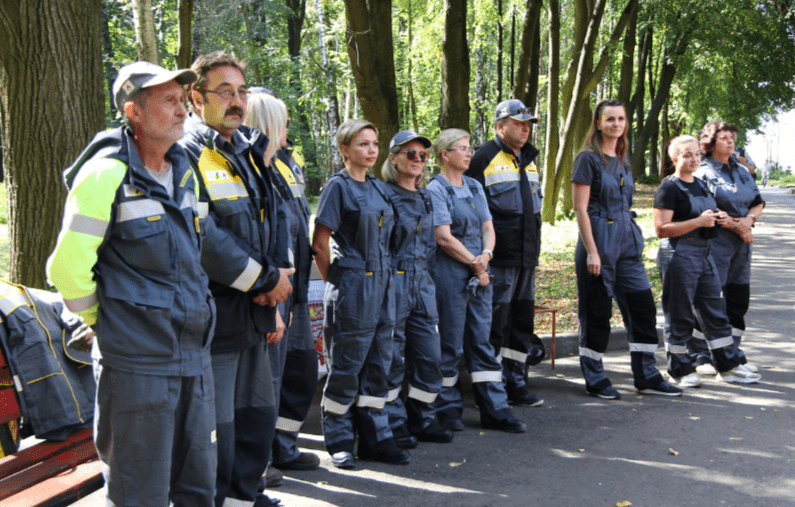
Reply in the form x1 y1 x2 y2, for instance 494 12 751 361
145 163 174 198
427 174 491 227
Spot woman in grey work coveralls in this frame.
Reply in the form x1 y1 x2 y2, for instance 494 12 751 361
572 100 681 400
654 135 758 387
381 130 454 447
312 119 410 469
427 128 525 433
688 121 765 375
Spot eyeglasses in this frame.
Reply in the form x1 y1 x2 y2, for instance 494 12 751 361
204 87 251 101
399 150 428 162
286 117 291 129
447 147 473 155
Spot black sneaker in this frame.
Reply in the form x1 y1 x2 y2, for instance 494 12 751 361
636 381 682 397
586 385 621 400
438 419 464 431
508 392 545 407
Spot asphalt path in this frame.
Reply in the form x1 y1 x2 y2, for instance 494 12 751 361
73 187 795 507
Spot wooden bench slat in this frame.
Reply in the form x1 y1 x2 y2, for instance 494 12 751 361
0 428 93 478
0 459 103 507
0 440 98 500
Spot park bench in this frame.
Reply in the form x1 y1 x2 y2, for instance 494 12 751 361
0 346 103 506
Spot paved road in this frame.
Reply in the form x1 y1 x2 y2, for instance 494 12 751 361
74 188 795 507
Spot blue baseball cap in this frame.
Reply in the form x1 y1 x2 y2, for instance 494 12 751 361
389 130 432 153
494 99 538 123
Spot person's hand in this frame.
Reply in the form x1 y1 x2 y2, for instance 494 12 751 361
715 210 733 227
477 271 490 287
252 293 270 306
470 254 489 276
263 268 295 306
267 311 285 344
586 251 601 277
699 209 719 228
67 322 95 352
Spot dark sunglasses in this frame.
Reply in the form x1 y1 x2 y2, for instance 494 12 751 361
400 150 428 162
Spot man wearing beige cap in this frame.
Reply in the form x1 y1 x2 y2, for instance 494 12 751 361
47 61 217 506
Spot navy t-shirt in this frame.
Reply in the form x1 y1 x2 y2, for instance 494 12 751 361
654 177 709 222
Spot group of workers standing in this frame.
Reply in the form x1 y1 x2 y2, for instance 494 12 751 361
43 49 763 507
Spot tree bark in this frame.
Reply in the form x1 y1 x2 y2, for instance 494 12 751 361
132 0 159 64
439 0 470 131
176 0 194 68
0 0 105 288
407 0 419 132
315 0 341 173
617 3 636 107
512 0 543 101
342 0 399 177
241 2 262 82
497 0 503 103
541 0 560 223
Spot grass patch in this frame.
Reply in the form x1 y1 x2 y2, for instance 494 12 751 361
535 183 662 335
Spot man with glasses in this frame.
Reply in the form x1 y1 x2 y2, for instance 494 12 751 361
465 99 545 409
180 51 293 507
48 61 217 506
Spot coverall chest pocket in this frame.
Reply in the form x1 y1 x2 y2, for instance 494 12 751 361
487 182 521 213
212 200 256 244
117 218 172 275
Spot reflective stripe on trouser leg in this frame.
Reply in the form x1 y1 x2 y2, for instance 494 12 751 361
403 296 443 431
615 280 663 388
321 269 393 455
463 283 512 422
575 242 613 391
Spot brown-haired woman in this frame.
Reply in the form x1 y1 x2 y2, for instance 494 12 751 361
572 100 681 400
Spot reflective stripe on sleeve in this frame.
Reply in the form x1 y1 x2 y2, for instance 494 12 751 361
526 171 540 183
197 202 209 218
66 214 109 238
732 328 744 337
692 329 706 340
407 384 438 404
230 258 262 292
471 370 502 383
579 346 603 361
206 181 249 201
275 416 303 433
322 396 354 415
386 387 401 403
441 374 459 387
356 395 386 409
117 199 166 222
500 346 527 363
63 292 99 314
708 336 734 350
629 343 659 353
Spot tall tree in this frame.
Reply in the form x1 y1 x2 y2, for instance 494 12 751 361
440 0 470 130
542 0 560 221
0 0 105 288
176 0 194 68
342 0 399 176
132 0 159 63
512 0 543 102
314 0 341 173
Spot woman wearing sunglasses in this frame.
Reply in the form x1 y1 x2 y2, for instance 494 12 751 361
380 131 454 449
312 119 408 469
427 129 525 434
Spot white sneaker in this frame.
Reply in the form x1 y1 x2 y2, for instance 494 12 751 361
695 363 718 375
742 363 759 373
671 373 702 388
718 366 761 384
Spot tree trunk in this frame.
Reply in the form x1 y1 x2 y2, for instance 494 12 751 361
617 3 636 107
407 0 419 132
474 44 487 145
524 14 541 139
315 0 340 172
241 2 262 82
342 0 399 177
132 0 159 64
497 0 503 103
542 0 560 223
512 0 543 101
176 0 193 69
0 0 105 288
439 0 470 131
